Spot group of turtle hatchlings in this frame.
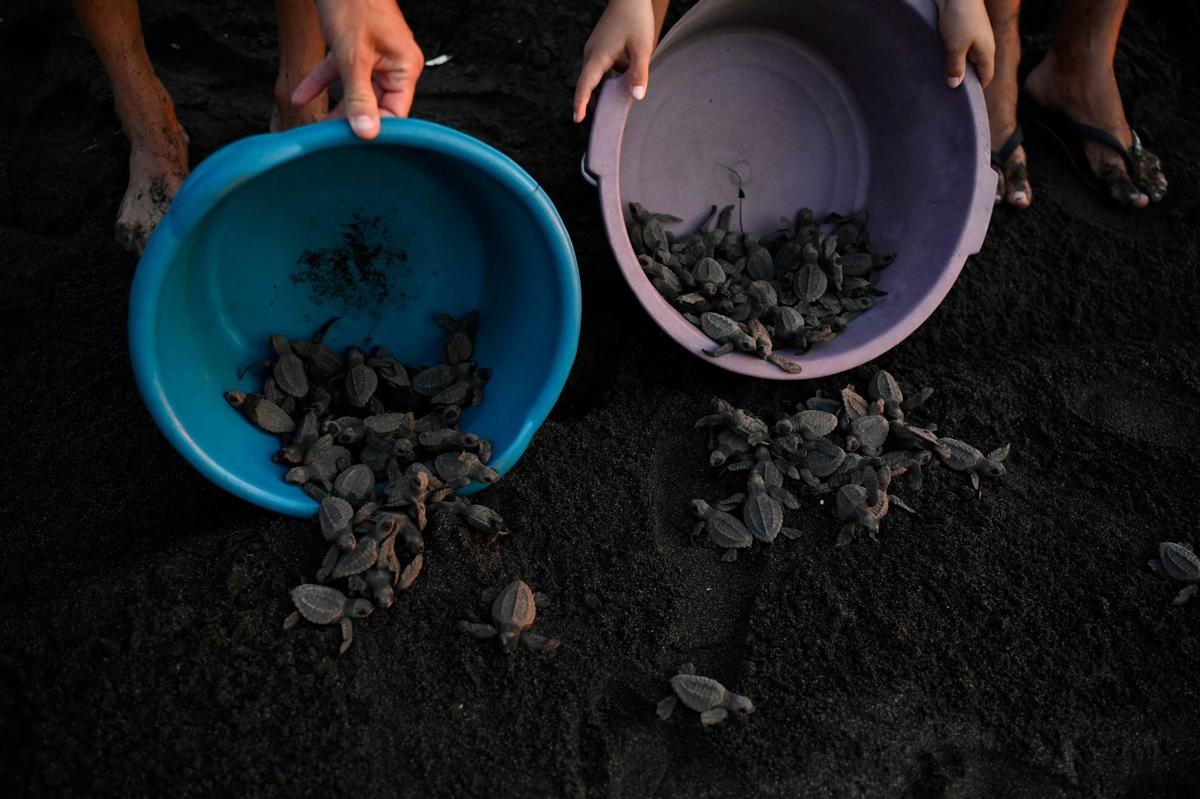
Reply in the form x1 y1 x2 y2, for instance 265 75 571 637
227 312 543 655
629 201 896 373
692 368 1011 553
225 318 1190 722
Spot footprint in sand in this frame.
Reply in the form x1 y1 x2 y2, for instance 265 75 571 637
1075 379 1200 449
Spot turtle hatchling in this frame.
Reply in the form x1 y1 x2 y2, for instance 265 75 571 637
284 584 374 656
458 579 560 652
939 438 1010 491
1150 541 1200 605
656 663 754 726
691 499 753 561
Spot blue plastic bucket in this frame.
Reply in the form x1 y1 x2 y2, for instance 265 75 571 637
130 119 581 517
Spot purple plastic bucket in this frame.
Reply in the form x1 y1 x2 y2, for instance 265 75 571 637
585 0 996 379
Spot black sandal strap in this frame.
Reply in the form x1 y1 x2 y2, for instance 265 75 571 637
1063 117 1137 175
991 127 1024 170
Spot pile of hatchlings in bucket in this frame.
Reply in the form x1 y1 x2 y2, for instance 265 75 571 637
224 312 558 656
629 202 896 373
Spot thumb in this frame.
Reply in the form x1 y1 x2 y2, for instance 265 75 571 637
339 49 381 139
944 42 968 89
626 45 651 101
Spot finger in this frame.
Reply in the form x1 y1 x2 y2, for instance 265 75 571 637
944 43 968 89
968 41 995 89
573 55 613 124
338 48 382 139
292 53 338 107
627 45 651 101
376 67 421 118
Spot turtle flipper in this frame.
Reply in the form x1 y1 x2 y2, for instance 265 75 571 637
338 618 354 656
700 707 729 725
656 695 678 720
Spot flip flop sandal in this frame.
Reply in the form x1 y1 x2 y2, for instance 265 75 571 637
990 126 1026 204
1019 92 1150 206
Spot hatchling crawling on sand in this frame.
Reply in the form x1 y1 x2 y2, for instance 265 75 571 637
939 438 1010 491
656 663 754 726
1150 541 1200 605
459 579 560 652
284 584 374 656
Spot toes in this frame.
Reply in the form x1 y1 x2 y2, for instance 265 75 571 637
1098 162 1148 209
1133 148 1168 203
993 169 1006 206
1003 148 1031 209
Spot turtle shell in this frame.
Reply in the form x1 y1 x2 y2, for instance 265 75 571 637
334 464 375 507
868 369 904 404
794 264 827 304
796 409 838 439
850 415 889 452
492 579 536 632
291 584 348 625
938 438 983 471
706 508 753 549
345 360 379 407
331 536 380 579
670 673 728 712
806 440 847 478
1159 542 1200 582
743 491 783 543
319 496 355 538
700 312 740 341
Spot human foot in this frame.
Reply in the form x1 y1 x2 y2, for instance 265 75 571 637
115 86 190 255
1024 53 1167 207
982 5 1030 208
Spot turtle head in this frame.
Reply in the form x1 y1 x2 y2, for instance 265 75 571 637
498 630 520 651
981 460 1006 479
349 599 375 619
727 693 755 715
223 390 247 408
691 499 711 518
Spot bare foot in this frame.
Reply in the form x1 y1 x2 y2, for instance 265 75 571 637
116 89 190 254
1025 52 1167 208
983 9 1031 209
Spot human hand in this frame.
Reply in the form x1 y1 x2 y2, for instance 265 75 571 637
934 0 995 89
292 0 424 140
573 0 660 123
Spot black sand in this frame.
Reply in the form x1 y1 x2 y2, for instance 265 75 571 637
1 1 1199 795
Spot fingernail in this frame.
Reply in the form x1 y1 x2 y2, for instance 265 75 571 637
351 115 374 136
947 75 963 89
631 84 646 101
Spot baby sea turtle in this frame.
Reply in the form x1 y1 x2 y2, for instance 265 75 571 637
434 451 499 486
700 313 756 358
345 347 378 407
775 408 838 439
284 584 374 656
269 334 309 398
656 663 754 726
739 472 798 543
695 398 770 446
847 414 889 457
691 499 752 561
224 391 296 434
434 311 479 365
1149 541 1200 605
938 438 1010 491
319 495 357 551
458 579 560 652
